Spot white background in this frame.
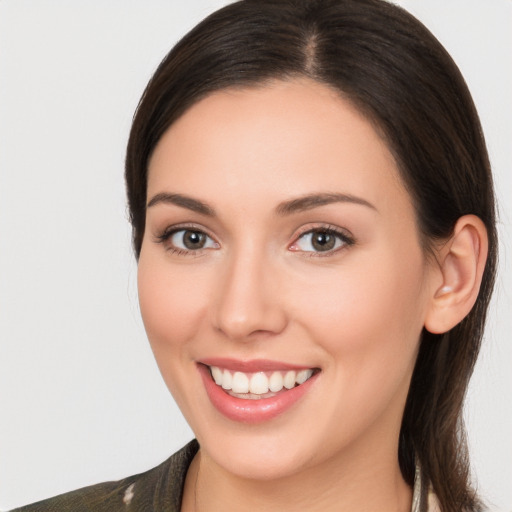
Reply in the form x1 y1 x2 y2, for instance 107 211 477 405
0 1 510 510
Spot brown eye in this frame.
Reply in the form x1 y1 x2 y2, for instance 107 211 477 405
166 229 219 252
311 231 336 251
291 228 353 254
182 230 206 249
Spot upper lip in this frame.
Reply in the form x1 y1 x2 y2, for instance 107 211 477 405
199 358 316 373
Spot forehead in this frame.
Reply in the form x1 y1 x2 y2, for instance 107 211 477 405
147 78 408 213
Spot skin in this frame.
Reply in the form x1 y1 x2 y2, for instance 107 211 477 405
138 79 442 511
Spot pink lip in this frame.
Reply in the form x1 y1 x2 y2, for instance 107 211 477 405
199 357 312 372
198 363 319 424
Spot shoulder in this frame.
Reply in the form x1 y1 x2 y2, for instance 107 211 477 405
8 440 199 512
7 478 137 512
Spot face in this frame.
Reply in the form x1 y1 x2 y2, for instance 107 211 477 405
138 79 436 481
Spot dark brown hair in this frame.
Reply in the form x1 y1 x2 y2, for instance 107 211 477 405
125 1 497 510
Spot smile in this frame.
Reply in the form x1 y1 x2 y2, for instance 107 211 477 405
209 366 316 399
198 361 320 423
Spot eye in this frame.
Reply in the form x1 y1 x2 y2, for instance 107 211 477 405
290 228 353 254
158 228 219 253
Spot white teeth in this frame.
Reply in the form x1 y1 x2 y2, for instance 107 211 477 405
232 372 249 393
209 366 316 397
211 366 223 385
268 371 284 392
249 372 268 394
284 370 296 389
221 369 232 390
296 369 313 384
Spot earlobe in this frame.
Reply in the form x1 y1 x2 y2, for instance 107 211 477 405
424 215 488 334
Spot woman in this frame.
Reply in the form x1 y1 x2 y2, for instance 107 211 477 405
5 0 499 511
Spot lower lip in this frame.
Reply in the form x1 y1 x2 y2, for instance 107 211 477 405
198 364 319 424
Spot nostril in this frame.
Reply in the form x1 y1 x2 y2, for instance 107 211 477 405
212 303 288 341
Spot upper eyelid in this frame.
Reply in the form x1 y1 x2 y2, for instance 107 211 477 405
292 223 355 242
154 222 217 241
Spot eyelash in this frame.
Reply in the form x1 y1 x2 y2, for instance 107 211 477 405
290 224 355 257
154 224 218 257
154 223 355 257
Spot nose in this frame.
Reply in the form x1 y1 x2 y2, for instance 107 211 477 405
211 247 288 341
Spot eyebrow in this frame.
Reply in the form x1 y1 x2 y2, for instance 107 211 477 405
147 193 215 216
275 193 377 215
146 191 377 217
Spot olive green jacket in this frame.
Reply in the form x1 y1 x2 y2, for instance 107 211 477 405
9 440 199 512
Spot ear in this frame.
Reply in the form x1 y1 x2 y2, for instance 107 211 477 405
424 215 489 334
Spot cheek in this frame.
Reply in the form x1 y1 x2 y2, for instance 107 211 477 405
137 254 214 418
294 254 428 445
137 255 210 355
292 249 428 382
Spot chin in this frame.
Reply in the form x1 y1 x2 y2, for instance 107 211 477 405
202 432 318 481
